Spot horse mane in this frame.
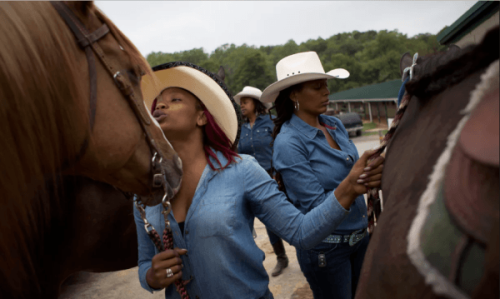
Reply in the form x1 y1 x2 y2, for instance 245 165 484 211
0 2 151 296
406 26 499 99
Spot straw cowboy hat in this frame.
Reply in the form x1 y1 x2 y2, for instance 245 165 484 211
141 62 241 144
234 86 272 109
261 51 350 103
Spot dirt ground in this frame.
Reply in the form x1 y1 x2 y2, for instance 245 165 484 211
59 135 380 299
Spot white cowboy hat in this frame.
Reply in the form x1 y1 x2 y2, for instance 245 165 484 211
233 86 272 109
141 62 240 144
260 51 350 103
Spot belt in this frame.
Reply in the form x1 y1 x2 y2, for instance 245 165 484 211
322 228 367 246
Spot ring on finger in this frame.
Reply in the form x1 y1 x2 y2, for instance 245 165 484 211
166 268 174 278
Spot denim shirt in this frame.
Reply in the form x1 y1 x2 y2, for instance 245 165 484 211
273 114 368 234
134 151 351 299
237 114 275 171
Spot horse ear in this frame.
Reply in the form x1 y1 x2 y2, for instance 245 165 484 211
400 52 413 78
216 66 225 82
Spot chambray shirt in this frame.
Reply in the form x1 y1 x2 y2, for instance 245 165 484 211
237 114 275 171
273 114 368 234
134 151 351 299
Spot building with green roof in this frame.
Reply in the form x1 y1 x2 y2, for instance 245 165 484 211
437 1 499 47
328 79 401 125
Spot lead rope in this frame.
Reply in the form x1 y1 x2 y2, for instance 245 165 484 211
135 199 191 299
366 53 418 234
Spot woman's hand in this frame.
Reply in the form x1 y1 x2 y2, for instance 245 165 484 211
335 149 385 209
352 149 385 194
146 248 187 290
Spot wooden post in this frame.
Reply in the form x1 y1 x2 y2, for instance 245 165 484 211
348 102 351 113
368 102 373 123
384 102 388 126
377 102 381 123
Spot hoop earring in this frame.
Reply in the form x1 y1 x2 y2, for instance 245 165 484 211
295 101 300 111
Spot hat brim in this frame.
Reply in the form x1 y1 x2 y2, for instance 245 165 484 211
261 72 337 103
141 65 239 144
234 92 272 109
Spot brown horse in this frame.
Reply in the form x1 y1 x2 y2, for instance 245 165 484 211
356 27 499 299
0 2 182 297
33 66 228 298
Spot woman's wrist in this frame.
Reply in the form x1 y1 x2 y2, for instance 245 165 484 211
334 179 359 210
146 267 163 290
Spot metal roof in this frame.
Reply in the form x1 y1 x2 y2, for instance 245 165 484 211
437 1 499 45
329 79 402 101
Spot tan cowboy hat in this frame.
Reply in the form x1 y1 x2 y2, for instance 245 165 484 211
233 86 272 109
141 62 241 144
260 51 349 103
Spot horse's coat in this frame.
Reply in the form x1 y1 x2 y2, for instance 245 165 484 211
407 60 499 299
356 27 499 299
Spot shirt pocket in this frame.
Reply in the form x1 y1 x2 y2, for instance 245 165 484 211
255 127 273 147
197 195 236 238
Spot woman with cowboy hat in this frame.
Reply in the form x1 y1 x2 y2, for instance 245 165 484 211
261 52 385 299
235 86 289 277
134 61 382 299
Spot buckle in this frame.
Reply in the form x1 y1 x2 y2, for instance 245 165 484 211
348 229 366 247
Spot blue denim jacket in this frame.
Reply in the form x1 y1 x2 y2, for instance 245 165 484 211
237 114 275 171
273 114 368 234
134 150 351 299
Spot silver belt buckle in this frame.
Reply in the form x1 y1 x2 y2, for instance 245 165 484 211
348 229 366 247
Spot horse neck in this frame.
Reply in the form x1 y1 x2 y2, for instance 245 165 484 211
0 2 88 296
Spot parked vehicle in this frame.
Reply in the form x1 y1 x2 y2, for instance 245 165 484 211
335 112 363 137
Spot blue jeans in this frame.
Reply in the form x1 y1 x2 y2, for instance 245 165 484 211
266 227 281 245
296 234 369 299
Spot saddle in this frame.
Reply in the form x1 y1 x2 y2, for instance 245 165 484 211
445 85 499 244
443 74 499 298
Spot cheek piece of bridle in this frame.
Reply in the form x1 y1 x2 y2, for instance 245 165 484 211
50 2 172 205
51 3 189 298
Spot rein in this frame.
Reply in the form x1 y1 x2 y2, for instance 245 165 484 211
50 2 168 198
366 53 418 233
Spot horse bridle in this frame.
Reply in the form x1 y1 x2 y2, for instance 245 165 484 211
51 2 171 202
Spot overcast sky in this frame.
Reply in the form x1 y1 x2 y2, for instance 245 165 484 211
96 1 477 57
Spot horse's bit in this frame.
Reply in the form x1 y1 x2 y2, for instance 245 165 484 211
50 2 168 199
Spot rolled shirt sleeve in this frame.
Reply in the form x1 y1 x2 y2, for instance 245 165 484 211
273 134 349 213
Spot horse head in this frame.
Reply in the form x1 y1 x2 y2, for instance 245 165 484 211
0 2 182 296
55 2 182 203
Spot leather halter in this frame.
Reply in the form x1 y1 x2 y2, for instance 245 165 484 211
51 2 167 195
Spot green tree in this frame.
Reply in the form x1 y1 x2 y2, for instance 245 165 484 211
232 51 274 93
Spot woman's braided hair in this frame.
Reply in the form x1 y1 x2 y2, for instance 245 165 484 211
269 83 303 196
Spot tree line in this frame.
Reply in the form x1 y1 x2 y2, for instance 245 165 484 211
146 29 447 96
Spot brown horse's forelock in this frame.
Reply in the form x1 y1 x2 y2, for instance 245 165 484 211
406 27 499 100
0 2 110 296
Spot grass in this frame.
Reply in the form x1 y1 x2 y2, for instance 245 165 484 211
362 122 377 131
363 130 388 136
